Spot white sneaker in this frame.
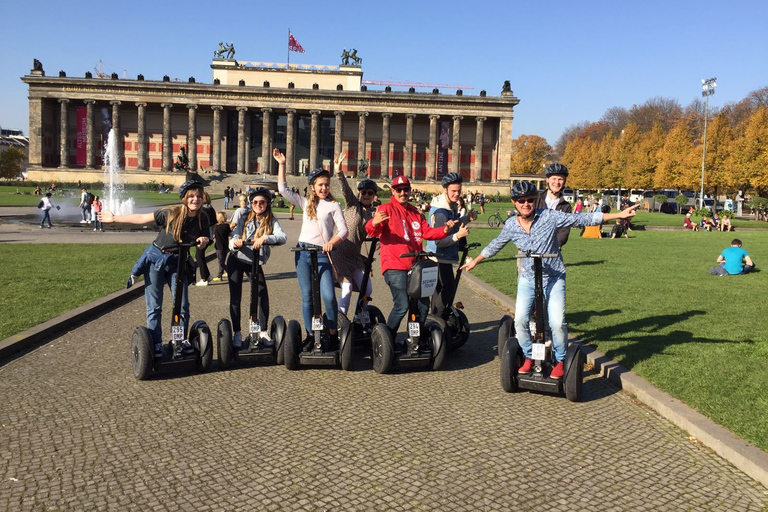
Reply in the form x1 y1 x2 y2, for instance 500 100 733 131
259 331 274 347
93 228 97 231
232 332 243 348
195 279 208 287
80 220 87 224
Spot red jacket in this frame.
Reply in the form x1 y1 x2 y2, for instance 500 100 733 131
366 198 449 274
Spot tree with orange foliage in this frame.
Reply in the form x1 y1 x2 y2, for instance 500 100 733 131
655 121 697 190
509 134 552 175
730 107 768 195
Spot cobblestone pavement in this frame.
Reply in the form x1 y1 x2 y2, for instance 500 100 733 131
1 214 766 511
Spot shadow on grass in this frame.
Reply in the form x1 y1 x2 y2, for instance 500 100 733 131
568 260 606 267
566 308 731 369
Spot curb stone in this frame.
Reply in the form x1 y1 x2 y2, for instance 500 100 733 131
462 271 768 488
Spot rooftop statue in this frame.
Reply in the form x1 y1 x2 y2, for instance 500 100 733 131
33 59 44 72
341 49 362 66
214 42 236 60
502 80 512 93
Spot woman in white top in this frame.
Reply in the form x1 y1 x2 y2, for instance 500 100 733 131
274 148 349 347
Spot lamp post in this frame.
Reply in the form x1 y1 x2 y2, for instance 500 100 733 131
699 77 717 209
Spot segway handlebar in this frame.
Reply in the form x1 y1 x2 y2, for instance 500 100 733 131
399 251 437 259
242 240 280 247
465 242 481 250
291 245 322 252
514 251 558 259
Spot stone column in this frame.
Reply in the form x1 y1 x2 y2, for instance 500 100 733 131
110 100 121 166
237 107 247 174
28 98 43 167
211 106 222 172
451 116 463 174
309 110 321 171
261 108 273 174
136 102 147 170
85 100 96 169
358 112 368 176
428 115 439 180
333 111 344 164
497 116 514 182
161 103 173 172
473 117 486 182
186 104 197 171
58 99 69 167
405 114 416 179
381 113 392 178
286 109 296 175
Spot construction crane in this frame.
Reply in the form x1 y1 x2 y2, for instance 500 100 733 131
362 79 474 90
94 61 110 79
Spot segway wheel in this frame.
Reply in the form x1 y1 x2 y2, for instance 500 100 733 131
500 337 521 393
447 309 471 351
497 315 514 359
370 324 393 374
217 319 233 369
131 326 154 381
191 321 212 372
270 316 286 366
428 322 446 371
365 305 386 325
564 345 586 402
339 315 355 371
284 319 302 371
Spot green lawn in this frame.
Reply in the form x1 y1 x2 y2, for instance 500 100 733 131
0 244 146 340
467 227 768 452
0 186 221 208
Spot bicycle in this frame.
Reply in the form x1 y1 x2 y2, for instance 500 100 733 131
487 210 515 228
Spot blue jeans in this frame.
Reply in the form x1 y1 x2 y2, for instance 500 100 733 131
40 209 52 227
93 216 103 230
144 253 190 343
514 275 567 362
383 269 429 334
295 245 338 333
224 196 230 209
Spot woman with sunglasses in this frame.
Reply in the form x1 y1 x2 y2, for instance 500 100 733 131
274 148 348 348
462 181 639 379
227 187 287 348
331 153 378 317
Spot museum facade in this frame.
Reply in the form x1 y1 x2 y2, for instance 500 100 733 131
21 59 519 186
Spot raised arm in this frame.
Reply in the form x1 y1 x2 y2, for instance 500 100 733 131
99 211 155 224
274 148 304 209
334 153 358 207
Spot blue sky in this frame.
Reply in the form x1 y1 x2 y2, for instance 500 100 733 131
1 0 766 145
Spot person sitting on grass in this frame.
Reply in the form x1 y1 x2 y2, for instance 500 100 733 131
719 214 733 232
710 239 755 276
701 216 716 232
684 213 699 231
610 219 629 239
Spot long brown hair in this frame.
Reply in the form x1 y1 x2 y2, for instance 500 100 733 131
165 189 203 241
242 198 275 239
306 181 336 219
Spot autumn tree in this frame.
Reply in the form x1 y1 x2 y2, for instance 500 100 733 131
655 122 696 190
701 113 734 193
730 107 768 195
509 134 552 175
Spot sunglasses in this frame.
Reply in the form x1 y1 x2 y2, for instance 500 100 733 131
251 200 268 206
515 198 536 204
393 187 411 193
360 190 375 197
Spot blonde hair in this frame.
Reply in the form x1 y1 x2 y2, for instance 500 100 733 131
238 194 247 208
216 211 227 224
165 188 203 241
306 178 336 219
242 203 275 239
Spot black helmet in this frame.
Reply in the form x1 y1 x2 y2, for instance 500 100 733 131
178 179 204 199
248 187 273 203
307 168 330 185
441 172 463 188
545 163 569 177
510 181 539 200
357 179 378 192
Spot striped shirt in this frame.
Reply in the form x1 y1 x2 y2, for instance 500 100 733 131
480 209 602 282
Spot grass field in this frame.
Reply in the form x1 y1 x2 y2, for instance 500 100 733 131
0 186 221 208
467 227 768 452
0 244 147 340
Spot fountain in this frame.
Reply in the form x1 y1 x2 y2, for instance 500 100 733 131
102 129 135 215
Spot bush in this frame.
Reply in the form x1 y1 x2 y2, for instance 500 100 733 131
748 197 768 211
654 194 668 212
675 194 689 213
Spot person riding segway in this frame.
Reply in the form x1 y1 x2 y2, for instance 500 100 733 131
100 180 213 380
426 172 475 350
217 187 288 368
462 180 639 399
536 163 573 248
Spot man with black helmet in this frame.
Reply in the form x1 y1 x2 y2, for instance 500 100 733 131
427 172 473 315
536 163 573 248
462 181 638 379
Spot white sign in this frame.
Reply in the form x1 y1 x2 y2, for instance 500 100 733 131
249 320 261 334
171 326 185 342
420 266 439 298
408 322 421 337
531 343 546 361
311 317 324 331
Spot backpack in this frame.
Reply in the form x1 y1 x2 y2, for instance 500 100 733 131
37 200 44 209
86 192 95 205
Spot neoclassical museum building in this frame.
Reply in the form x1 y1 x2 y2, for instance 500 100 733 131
21 57 519 187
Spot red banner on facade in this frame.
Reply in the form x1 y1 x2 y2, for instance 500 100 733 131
76 107 87 165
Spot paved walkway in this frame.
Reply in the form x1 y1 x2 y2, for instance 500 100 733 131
1 209 766 511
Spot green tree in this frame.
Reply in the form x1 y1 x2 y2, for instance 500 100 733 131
0 147 26 179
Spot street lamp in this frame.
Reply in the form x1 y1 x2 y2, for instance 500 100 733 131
699 77 717 210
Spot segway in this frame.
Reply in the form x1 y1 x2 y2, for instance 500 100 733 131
283 246 344 370
131 242 213 380
337 237 387 371
427 242 481 351
370 251 446 374
216 242 286 369
498 251 585 402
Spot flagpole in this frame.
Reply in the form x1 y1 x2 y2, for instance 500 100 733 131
287 29 290 65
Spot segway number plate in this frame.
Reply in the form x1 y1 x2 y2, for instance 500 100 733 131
532 343 546 361
360 311 370 324
249 320 261 334
171 325 185 342
408 322 421 337
311 317 324 331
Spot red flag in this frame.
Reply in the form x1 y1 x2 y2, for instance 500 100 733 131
288 32 305 53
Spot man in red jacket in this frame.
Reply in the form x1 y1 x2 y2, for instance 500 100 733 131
366 175 464 335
